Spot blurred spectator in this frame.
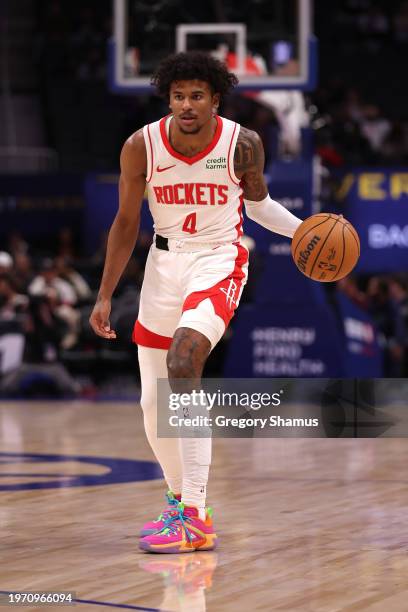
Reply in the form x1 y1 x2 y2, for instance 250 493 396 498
360 104 391 152
28 259 80 349
54 256 92 304
331 107 374 165
7 232 29 258
388 275 408 375
382 121 408 163
0 275 30 375
0 274 29 321
56 227 79 260
336 276 368 310
366 277 406 376
13 253 34 294
28 258 77 305
0 252 13 273
0 273 81 395
25 294 64 363
344 88 365 123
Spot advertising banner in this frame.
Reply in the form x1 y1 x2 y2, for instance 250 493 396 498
0 175 83 238
335 292 383 377
224 302 344 377
335 169 408 273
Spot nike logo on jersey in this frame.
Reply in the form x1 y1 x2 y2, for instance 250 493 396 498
157 164 176 172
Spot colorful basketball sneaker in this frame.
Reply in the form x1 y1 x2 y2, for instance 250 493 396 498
140 491 181 537
139 503 217 554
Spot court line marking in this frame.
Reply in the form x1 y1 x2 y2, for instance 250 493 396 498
0 592 164 611
74 598 163 611
0 452 161 491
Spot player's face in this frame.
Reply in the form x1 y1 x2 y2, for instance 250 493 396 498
169 80 220 135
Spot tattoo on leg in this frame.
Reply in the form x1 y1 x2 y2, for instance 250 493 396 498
167 327 211 394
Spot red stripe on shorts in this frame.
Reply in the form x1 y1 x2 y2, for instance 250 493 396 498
132 320 172 349
182 243 248 327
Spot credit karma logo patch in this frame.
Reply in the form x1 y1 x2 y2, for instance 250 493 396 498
0 452 162 491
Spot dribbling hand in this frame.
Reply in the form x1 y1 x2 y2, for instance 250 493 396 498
89 297 117 339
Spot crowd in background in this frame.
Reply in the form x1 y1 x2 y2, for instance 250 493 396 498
313 85 408 167
314 0 408 166
0 229 151 396
336 275 408 376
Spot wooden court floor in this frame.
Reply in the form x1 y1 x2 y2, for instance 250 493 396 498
1 400 408 612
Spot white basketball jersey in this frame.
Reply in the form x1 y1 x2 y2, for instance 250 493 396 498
143 115 243 244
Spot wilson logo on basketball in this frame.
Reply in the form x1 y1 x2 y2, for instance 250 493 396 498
296 235 321 271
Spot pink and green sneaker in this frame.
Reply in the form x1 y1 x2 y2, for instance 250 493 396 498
139 502 218 554
140 491 181 537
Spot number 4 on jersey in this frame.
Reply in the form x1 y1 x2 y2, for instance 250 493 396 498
182 212 197 234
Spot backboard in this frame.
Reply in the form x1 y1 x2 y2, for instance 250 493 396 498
109 0 317 93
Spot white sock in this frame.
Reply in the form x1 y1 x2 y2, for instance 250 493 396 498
138 346 183 495
178 392 212 521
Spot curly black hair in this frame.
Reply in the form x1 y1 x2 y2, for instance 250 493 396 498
151 51 238 100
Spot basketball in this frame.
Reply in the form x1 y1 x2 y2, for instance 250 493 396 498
291 213 360 282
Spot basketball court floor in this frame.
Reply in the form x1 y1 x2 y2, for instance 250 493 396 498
1 400 408 611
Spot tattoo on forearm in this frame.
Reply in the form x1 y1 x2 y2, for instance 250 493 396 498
234 127 268 201
242 169 267 201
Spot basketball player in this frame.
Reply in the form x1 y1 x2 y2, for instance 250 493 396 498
90 52 302 553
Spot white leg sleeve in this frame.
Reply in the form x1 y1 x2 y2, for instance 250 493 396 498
178 394 212 516
138 346 183 494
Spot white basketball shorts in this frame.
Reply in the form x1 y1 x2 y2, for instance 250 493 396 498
132 240 249 350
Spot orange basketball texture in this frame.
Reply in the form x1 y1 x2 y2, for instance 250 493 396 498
291 214 360 282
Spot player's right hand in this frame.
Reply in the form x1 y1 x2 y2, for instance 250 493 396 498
89 297 117 339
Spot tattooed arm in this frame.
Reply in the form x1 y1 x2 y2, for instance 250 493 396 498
234 127 268 200
234 127 302 238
